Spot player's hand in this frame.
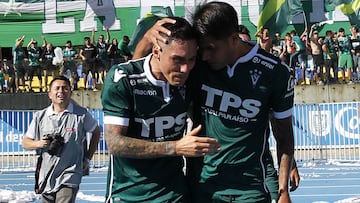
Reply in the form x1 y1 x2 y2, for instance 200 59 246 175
175 125 220 157
144 18 176 46
278 190 291 203
290 165 300 192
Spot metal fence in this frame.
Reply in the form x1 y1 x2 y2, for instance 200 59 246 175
1 102 360 169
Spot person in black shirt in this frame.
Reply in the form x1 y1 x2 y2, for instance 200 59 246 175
79 37 98 91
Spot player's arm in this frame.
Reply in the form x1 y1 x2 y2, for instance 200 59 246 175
272 116 294 203
133 18 176 59
104 124 220 159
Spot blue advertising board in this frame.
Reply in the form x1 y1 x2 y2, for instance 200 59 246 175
1 103 359 153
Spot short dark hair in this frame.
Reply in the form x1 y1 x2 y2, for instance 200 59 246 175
84 36 90 41
238 25 250 39
49 76 71 90
339 27 345 32
193 1 239 40
160 16 196 43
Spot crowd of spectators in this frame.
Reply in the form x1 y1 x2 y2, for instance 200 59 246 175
256 24 360 85
0 29 132 93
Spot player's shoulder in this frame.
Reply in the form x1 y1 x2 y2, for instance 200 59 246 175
107 58 145 81
255 48 292 73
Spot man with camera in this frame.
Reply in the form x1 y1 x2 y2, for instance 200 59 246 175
22 76 100 203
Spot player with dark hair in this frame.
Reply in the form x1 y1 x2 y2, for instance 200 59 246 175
101 16 220 203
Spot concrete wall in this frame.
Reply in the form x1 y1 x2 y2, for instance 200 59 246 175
0 84 359 110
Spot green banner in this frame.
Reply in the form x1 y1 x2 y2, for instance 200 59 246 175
0 0 355 48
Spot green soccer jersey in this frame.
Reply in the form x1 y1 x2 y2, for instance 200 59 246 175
323 37 337 59
338 35 352 55
101 55 190 203
28 47 41 66
13 46 25 65
190 44 295 201
63 47 77 61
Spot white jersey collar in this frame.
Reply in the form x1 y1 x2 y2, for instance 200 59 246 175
143 54 171 102
226 43 259 78
46 102 73 116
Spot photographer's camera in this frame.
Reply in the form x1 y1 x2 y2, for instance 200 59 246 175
44 134 64 156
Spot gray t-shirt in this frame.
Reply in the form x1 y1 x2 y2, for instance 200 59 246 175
25 102 97 194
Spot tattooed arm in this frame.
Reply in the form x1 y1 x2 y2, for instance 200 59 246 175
104 124 220 159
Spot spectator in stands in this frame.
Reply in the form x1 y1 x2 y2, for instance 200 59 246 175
41 37 57 92
79 36 98 91
0 64 4 93
13 36 27 92
337 27 354 84
62 40 79 91
289 30 306 69
272 32 286 61
350 25 360 82
309 25 325 85
27 39 43 92
255 27 272 52
22 76 100 203
3 59 15 93
118 35 132 61
107 38 123 68
322 30 339 84
92 28 110 85
284 32 294 65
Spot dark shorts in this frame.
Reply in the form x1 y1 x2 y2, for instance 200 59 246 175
28 65 42 79
62 61 78 74
82 59 96 75
96 59 110 71
312 54 324 67
42 60 57 71
14 64 26 78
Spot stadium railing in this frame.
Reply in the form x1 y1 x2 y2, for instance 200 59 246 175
1 102 360 169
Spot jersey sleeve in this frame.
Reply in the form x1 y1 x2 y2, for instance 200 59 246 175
25 117 37 140
270 61 295 119
84 111 98 133
101 65 133 125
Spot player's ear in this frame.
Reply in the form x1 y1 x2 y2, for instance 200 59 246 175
152 45 161 59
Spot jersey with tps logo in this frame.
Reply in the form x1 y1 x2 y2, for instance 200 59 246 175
189 44 295 195
101 55 190 202
28 47 41 66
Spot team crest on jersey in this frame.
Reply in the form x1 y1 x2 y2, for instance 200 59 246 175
113 69 127 82
249 69 262 87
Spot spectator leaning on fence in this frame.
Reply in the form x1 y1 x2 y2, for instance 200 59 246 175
22 76 100 203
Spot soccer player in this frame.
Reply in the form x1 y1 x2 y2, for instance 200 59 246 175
140 2 295 202
189 3 295 202
101 17 220 203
